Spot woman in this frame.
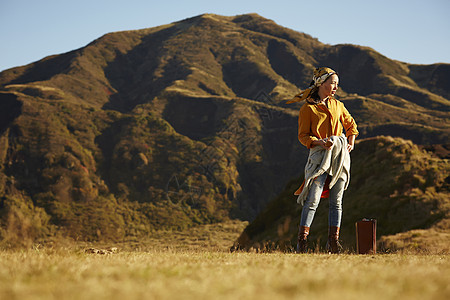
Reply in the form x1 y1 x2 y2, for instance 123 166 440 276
287 67 358 254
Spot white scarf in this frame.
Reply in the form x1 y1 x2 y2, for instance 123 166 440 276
297 135 351 205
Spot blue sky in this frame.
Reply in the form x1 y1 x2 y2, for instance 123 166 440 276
1 0 449 72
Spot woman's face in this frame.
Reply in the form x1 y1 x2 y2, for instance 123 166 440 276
319 74 339 98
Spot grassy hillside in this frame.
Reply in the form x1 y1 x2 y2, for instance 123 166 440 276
233 136 449 253
0 13 449 246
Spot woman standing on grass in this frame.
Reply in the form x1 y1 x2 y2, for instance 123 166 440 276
287 67 358 254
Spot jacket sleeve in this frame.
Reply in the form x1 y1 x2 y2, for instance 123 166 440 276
298 105 318 148
340 104 359 137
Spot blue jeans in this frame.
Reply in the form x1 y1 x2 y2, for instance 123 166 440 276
299 173 345 228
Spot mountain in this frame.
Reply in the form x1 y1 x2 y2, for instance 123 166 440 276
0 13 448 246
232 136 450 253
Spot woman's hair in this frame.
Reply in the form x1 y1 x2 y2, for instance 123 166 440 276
307 87 320 103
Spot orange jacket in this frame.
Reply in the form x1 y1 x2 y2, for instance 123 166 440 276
298 98 358 148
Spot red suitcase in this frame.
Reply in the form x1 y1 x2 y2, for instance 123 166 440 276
355 219 377 254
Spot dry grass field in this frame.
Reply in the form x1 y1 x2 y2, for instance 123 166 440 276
0 221 449 300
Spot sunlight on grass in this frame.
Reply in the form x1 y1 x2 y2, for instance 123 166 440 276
0 248 448 300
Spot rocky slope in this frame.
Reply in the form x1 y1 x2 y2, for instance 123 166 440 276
0 13 448 246
232 136 449 253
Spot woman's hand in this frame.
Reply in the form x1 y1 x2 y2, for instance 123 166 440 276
347 143 354 152
347 135 356 153
312 139 333 150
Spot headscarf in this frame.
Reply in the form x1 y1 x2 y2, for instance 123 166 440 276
286 67 337 104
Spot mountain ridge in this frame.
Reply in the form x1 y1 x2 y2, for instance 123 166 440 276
0 13 448 248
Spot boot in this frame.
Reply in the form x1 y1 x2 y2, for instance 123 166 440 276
296 226 310 253
327 226 343 254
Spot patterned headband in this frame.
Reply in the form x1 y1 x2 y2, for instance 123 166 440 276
287 67 337 104
313 67 337 87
